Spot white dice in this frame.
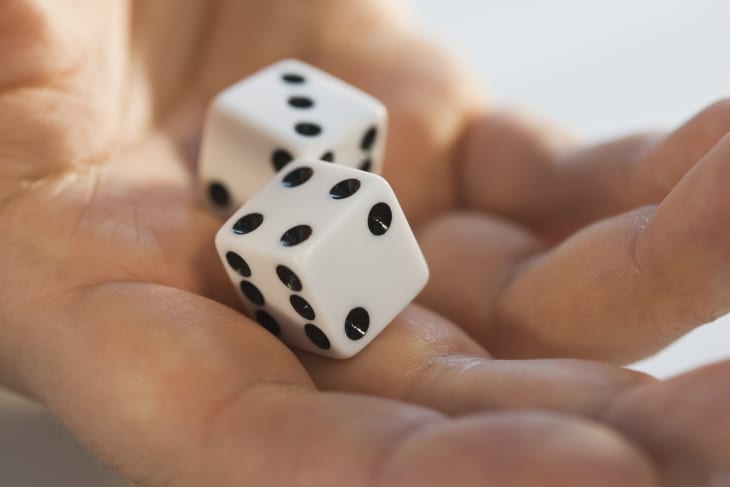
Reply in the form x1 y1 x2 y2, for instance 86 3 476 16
215 159 429 358
200 59 388 215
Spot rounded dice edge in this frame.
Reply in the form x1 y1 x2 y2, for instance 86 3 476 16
368 112 388 176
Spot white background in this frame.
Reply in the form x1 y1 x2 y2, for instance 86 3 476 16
2 1 730 485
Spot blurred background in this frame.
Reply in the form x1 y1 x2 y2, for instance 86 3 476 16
2 1 729 485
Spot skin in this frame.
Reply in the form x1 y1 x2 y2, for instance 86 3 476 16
1 0 730 485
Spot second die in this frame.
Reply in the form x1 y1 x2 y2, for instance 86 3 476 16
200 59 387 214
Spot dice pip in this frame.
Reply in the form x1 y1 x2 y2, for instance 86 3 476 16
200 59 388 215
215 159 428 358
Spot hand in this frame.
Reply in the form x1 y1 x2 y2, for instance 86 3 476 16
0 1 728 486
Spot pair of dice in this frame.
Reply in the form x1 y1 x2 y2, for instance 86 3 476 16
200 60 429 359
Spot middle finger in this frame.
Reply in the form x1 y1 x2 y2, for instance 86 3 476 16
300 304 652 418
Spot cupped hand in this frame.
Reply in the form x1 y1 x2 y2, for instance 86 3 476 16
1 1 729 486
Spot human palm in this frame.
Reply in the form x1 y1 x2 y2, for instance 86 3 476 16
2 1 730 486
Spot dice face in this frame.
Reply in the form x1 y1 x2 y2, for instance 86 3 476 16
215 159 428 358
200 59 388 215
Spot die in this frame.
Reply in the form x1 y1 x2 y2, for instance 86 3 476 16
200 59 388 215
215 159 429 358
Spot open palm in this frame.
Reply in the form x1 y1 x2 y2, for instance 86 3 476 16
1 1 730 486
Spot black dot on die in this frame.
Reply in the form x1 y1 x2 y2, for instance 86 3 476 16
233 213 264 235
368 203 392 236
276 265 302 291
305 324 331 350
282 166 313 187
345 307 370 341
288 96 314 109
290 295 316 320
320 151 335 162
255 310 281 336
295 122 322 137
282 73 306 84
280 225 312 247
360 126 378 151
272 149 294 171
359 159 372 172
240 281 265 305
329 179 361 200
225 251 251 277
208 182 231 208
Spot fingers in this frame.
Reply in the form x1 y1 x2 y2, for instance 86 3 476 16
8 280 656 487
420 208 658 362
604 360 730 486
459 110 653 239
424 134 730 362
207 395 657 487
461 99 730 240
300 305 653 417
503 132 730 361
